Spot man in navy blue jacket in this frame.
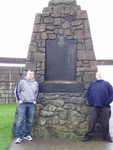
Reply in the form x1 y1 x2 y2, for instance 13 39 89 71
82 71 113 142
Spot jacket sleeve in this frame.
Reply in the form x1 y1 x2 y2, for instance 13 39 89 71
86 85 90 101
107 82 113 103
85 83 94 106
35 82 39 102
14 79 22 101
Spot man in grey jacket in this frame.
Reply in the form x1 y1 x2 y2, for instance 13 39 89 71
14 69 39 144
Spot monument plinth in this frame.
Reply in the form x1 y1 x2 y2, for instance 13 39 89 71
24 0 97 139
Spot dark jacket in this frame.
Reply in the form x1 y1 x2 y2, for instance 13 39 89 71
86 80 113 107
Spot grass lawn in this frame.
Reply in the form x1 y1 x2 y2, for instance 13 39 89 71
0 104 16 150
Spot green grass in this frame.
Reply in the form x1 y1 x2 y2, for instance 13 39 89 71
0 104 16 150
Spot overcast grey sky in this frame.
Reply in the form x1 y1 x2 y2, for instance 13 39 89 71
0 0 112 59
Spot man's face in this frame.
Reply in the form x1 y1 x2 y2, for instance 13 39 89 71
26 70 34 80
96 72 103 80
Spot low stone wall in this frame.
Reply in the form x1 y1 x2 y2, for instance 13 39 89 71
0 66 24 104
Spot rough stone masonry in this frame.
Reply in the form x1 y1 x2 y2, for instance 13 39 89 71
21 0 98 139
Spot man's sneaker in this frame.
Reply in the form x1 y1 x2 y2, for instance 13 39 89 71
82 136 91 142
24 135 33 141
15 138 23 144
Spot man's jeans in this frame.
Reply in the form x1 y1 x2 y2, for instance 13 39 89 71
16 102 35 138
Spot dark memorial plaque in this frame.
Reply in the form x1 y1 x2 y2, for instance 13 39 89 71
39 82 84 93
46 38 77 81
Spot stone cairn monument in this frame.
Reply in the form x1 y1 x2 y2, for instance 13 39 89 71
23 0 97 139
